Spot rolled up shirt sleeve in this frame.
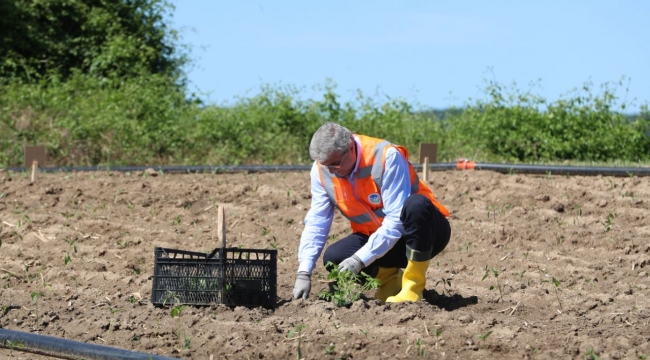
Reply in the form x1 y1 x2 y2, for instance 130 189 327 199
297 162 334 274
354 148 410 266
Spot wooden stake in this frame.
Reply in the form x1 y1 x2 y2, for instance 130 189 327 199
31 160 38 183
423 157 429 183
217 206 226 248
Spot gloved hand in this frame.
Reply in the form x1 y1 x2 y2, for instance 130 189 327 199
338 255 365 275
292 272 311 300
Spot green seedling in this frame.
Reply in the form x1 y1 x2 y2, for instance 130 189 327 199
71 276 82 291
541 277 563 309
584 347 599 360
318 262 380 307
287 324 306 359
416 338 425 356
602 210 615 232
360 329 369 338
434 277 453 296
269 241 285 262
170 304 188 349
63 238 78 265
5 340 25 358
30 291 45 326
107 306 124 335
172 215 181 226
325 343 335 355
435 328 444 338
482 266 504 301
477 330 493 341
261 226 271 236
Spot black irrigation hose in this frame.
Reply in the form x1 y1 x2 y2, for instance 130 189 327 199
0 328 178 360
3 162 650 176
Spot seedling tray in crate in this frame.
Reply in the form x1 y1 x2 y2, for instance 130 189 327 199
151 247 277 308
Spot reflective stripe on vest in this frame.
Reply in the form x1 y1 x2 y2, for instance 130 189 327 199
320 139 388 225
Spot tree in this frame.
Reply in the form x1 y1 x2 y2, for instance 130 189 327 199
0 0 187 82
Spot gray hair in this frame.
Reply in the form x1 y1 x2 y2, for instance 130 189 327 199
309 122 353 162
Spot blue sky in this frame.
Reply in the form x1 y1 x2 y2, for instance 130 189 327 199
168 1 649 112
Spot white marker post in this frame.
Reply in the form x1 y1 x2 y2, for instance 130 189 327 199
419 143 438 185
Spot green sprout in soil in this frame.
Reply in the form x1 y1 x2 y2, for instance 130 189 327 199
325 343 335 355
434 277 453 296
107 306 124 336
541 277 563 309
269 241 285 262
477 330 493 341
30 291 44 327
584 347 599 360
5 340 25 358
63 238 77 265
171 304 189 349
416 338 425 356
482 266 504 302
318 261 380 307
602 210 616 232
287 324 306 359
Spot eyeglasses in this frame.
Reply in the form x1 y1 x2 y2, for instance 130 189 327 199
323 149 349 169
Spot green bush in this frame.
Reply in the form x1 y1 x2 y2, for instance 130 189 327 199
446 79 650 163
0 73 196 166
1 77 648 167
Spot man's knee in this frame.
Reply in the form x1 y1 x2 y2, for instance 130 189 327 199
404 194 431 211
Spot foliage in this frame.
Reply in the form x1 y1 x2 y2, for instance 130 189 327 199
450 78 650 162
0 76 649 167
0 0 186 82
318 261 380 307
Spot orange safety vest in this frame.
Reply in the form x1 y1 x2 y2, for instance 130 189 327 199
317 135 449 236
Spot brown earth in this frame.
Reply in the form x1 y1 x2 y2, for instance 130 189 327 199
0 168 649 360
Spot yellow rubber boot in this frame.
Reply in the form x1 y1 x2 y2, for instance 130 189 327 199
373 267 403 303
385 260 430 303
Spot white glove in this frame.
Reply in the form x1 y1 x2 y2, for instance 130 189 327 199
338 255 364 275
292 272 311 300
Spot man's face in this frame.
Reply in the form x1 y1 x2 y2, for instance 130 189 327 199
321 141 356 177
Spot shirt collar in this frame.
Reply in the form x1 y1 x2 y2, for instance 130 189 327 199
348 135 361 178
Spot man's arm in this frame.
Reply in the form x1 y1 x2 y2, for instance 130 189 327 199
297 162 335 274
353 148 411 267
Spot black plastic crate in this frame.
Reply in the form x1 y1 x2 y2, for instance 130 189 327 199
151 247 277 308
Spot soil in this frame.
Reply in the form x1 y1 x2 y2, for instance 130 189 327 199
0 168 649 360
